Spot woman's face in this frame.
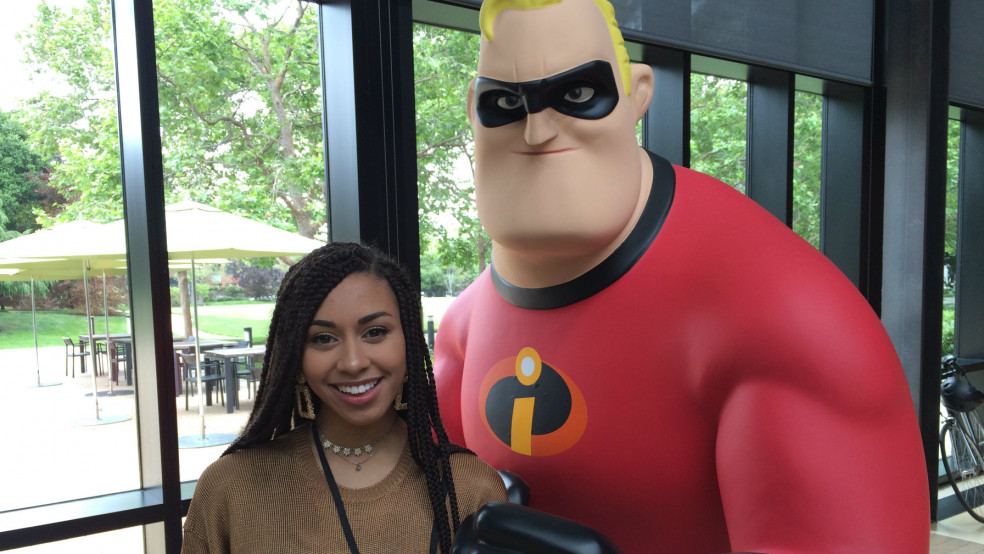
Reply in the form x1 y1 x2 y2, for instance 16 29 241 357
301 272 406 435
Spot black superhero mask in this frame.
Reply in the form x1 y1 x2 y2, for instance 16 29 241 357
474 59 620 128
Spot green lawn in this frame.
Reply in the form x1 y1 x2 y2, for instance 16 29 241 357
0 302 276 349
0 297 457 349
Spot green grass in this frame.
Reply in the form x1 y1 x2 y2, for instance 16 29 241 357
0 310 131 349
0 297 457 350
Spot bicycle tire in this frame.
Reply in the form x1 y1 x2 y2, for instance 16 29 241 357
940 417 984 523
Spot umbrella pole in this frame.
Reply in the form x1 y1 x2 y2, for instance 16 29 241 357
32 277 40 386
28 278 60 388
83 262 100 420
192 256 206 440
103 271 114 395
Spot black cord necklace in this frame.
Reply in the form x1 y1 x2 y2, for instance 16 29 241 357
312 423 439 554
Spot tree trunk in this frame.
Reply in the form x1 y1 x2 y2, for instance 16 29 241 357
177 271 193 339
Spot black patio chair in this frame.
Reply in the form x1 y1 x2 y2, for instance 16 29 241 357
63 337 88 378
178 352 224 411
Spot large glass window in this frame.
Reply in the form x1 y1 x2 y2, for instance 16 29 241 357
151 0 324 479
0 0 325 533
690 74 748 192
413 23 482 336
943 118 960 357
0 0 138 512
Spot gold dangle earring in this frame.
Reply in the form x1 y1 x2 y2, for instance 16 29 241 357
296 372 316 419
394 375 408 411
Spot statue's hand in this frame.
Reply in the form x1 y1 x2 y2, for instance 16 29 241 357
452 501 622 554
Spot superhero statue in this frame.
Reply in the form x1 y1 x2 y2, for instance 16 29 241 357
436 0 930 552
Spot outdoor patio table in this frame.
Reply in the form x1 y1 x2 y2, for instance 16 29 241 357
203 345 266 413
79 333 131 382
171 339 236 398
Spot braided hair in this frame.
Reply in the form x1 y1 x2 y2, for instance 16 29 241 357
224 242 467 552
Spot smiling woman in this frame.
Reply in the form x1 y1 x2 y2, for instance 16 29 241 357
181 242 507 554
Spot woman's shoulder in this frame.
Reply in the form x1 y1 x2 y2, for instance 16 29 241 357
197 426 308 489
448 449 508 504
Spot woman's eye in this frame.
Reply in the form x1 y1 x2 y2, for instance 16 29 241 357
310 333 337 346
495 94 523 110
564 86 595 103
364 327 390 341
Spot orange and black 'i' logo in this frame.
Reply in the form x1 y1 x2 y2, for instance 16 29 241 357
479 347 587 456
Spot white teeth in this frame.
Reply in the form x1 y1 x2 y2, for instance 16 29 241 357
337 379 379 395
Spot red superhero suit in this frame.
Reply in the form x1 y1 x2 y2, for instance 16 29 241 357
435 152 929 553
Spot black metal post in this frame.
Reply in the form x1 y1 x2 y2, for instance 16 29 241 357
820 83 870 292
641 47 690 168
878 0 951 522
746 67 794 226
111 0 181 551
316 0 420 283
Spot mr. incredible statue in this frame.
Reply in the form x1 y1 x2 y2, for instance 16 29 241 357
434 0 930 552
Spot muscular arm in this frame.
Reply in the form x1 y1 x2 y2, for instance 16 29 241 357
713 277 929 553
433 292 471 445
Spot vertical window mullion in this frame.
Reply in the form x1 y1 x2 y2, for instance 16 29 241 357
111 0 181 552
642 47 690 168
746 67 794 226
820 84 869 292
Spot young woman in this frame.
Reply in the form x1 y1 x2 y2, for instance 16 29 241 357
182 243 507 553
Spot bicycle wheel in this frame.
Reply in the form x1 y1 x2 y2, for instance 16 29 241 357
940 417 984 522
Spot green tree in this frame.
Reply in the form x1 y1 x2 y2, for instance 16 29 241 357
0 110 46 233
413 25 490 277
19 0 324 235
792 92 823 249
690 74 747 192
0 199 29 310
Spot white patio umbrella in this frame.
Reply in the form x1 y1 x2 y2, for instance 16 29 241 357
1 204 325 439
1 264 128 390
0 222 132 425
103 201 325 446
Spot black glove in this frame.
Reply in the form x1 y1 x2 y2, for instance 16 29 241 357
452 501 622 554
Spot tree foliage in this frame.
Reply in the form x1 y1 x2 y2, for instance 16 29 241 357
792 93 823 249
413 25 489 277
690 74 748 192
0 110 46 234
12 6 956 305
19 0 324 235
228 259 284 300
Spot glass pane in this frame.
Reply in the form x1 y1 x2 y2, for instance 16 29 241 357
792 91 823 249
6 526 143 553
690 73 748 192
943 118 960 357
413 23 483 343
0 0 139 511
151 0 324 478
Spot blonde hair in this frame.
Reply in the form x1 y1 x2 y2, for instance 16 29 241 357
478 0 633 95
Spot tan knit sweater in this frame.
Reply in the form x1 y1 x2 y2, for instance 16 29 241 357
181 424 507 554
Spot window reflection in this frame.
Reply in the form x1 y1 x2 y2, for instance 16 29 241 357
413 23 484 334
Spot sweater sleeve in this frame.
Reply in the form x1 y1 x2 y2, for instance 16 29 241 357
181 458 235 554
450 452 509 517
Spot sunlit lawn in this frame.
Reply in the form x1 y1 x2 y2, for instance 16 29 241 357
0 297 457 349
